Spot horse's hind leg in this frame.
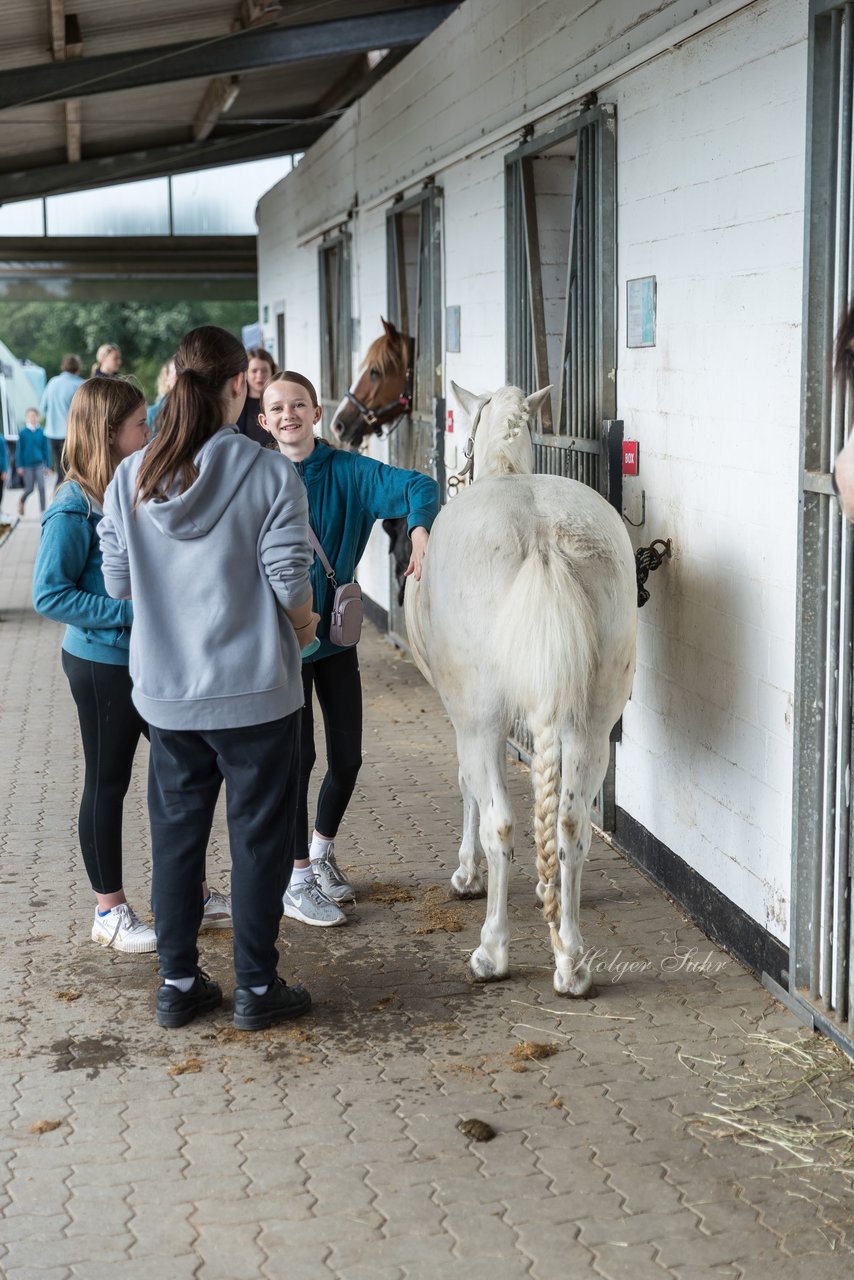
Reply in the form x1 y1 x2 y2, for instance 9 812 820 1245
450 770 486 899
551 731 609 997
455 728 514 981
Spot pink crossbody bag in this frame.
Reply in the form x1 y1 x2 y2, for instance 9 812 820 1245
307 528 363 648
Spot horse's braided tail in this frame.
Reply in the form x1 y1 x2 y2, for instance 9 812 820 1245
532 721 562 936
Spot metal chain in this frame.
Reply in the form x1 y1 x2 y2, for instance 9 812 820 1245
635 538 672 607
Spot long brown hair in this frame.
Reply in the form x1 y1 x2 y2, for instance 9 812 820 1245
63 378 146 505
134 326 248 506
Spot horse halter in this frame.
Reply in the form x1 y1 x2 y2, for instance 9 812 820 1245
343 337 415 438
449 396 492 490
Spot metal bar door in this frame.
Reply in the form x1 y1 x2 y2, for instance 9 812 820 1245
318 229 352 426
504 105 618 825
386 186 444 646
791 0 854 1054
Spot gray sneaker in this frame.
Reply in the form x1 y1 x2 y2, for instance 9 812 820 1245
311 843 355 903
282 875 347 927
200 888 232 931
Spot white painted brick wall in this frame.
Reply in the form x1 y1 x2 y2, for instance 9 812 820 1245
615 0 807 942
256 0 811 942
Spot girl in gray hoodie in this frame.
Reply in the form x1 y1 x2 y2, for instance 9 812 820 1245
99 326 319 1032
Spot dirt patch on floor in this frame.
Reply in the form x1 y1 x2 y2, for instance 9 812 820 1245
50 1035 126 1078
360 882 415 904
415 885 466 934
168 1056 202 1076
30 1119 63 1135
509 1040 560 1071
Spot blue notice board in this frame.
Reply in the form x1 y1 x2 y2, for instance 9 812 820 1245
626 276 656 348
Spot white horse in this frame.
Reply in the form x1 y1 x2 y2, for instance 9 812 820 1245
405 383 637 996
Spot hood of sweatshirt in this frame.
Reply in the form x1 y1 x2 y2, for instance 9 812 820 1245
140 426 263 540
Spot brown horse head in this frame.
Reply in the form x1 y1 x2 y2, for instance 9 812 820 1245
329 318 413 450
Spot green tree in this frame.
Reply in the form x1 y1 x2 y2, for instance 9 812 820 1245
0 301 257 400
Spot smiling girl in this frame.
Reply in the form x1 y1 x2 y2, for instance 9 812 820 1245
259 372 439 926
33 378 230 954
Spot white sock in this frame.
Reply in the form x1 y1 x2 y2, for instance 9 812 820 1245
289 864 313 887
250 984 269 996
164 976 195 993
309 834 333 861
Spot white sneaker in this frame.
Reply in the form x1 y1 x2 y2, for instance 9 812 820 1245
282 875 347 927
200 888 232 930
311 843 355 903
91 903 157 954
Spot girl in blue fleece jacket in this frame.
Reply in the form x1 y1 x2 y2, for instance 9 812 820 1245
32 377 231 955
259 372 439 928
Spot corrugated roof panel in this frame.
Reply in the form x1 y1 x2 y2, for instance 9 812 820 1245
0 1 457 197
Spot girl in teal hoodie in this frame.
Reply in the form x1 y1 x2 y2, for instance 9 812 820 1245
259 372 439 928
33 378 231 954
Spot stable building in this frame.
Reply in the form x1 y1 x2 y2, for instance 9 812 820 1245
255 0 854 1053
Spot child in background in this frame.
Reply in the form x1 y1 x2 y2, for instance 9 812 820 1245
237 347 276 445
33 377 232 954
147 358 176 432
17 407 51 517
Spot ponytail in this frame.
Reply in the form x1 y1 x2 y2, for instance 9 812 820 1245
134 326 248 506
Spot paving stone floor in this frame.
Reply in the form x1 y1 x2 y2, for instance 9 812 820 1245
1 494 853 1279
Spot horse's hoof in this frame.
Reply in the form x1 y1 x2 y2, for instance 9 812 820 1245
469 948 506 983
553 961 592 998
450 870 486 899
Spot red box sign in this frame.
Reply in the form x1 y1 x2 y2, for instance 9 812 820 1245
446 409 454 433
622 440 639 476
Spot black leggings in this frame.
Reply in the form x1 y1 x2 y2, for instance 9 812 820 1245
298 647 363 854
62 651 148 895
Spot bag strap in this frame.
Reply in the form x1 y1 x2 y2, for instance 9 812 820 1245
307 526 338 588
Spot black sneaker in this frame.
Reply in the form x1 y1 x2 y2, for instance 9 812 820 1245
156 970 223 1029
233 976 312 1030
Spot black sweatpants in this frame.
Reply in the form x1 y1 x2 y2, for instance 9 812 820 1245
62 651 148 895
298 647 363 854
147 712 300 988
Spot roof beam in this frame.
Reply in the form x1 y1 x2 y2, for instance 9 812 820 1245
48 0 67 58
47 4 84 163
0 5 458 110
315 46 405 117
236 1 283 29
193 76 241 142
0 120 325 202
0 236 258 302
65 99 82 163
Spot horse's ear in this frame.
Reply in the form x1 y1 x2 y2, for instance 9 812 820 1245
451 380 490 421
524 385 553 423
381 317 397 337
